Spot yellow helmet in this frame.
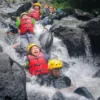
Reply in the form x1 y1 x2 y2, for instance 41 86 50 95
27 43 38 53
20 12 28 18
48 59 63 70
33 2 41 7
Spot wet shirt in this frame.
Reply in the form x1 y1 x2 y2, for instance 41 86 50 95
39 75 71 89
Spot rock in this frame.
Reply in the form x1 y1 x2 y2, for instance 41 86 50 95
74 87 95 100
97 97 100 100
79 17 100 35
62 8 76 17
93 69 100 78
52 92 65 100
0 45 3 52
0 53 27 100
50 25 86 57
62 8 94 21
75 9 94 21
79 17 100 54
16 2 32 16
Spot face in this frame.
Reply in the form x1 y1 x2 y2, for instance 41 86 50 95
34 6 40 10
44 4 49 8
31 46 40 56
49 6 54 13
51 68 61 77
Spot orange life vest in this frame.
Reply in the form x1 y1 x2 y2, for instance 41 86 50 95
29 9 40 21
20 17 34 35
28 52 49 76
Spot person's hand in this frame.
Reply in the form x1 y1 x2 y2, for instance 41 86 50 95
12 42 20 49
18 29 20 33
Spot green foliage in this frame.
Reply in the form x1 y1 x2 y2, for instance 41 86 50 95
51 0 71 9
8 0 13 2
50 0 100 14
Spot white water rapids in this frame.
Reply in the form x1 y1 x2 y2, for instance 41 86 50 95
0 17 100 100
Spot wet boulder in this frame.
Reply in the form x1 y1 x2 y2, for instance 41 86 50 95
62 8 94 21
50 25 86 57
62 8 76 17
16 2 32 16
74 87 95 100
97 97 100 100
79 17 100 36
93 69 100 78
75 9 94 21
0 45 3 52
79 17 100 54
0 53 27 100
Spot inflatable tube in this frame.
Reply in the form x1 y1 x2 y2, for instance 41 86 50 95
39 30 53 53
74 87 95 100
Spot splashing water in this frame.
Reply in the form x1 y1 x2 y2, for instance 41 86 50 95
0 18 100 100
26 17 100 100
50 37 69 62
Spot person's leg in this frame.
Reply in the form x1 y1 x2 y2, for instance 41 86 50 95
20 35 29 57
74 87 95 100
27 33 41 47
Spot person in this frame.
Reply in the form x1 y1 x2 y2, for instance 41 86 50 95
16 12 40 57
39 59 95 100
25 43 50 76
29 2 43 21
39 59 73 89
42 4 50 19
49 5 56 14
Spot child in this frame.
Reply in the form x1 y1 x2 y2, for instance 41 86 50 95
29 2 43 21
16 12 36 56
25 43 50 76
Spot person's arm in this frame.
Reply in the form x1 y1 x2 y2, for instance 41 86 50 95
16 17 21 28
58 76 76 92
40 9 43 15
24 57 30 68
44 53 50 62
32 18 36 24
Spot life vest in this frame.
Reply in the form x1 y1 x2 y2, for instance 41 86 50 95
20 17 34 35
28 52 49 76
29 9 40 21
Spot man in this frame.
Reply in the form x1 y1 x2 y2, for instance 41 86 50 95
39 59 95 100
25 43 50 76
